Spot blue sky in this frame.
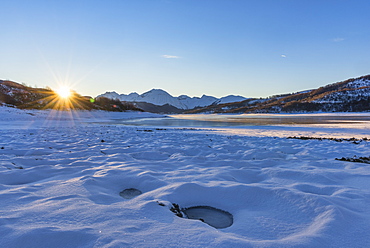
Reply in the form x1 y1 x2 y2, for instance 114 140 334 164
1 0 370 98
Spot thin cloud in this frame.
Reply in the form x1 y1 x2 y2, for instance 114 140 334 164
161 55 181 59
281 54 287 58
333 37 345 42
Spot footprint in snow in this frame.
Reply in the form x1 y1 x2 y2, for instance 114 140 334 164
119 188 142 199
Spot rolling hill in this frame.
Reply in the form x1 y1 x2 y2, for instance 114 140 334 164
186 75 370 114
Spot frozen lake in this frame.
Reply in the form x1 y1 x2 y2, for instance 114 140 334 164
99 113 370 128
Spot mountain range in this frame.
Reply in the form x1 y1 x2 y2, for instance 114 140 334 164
98 89 247 110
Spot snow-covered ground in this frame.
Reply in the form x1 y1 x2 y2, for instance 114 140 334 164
1 106 370 247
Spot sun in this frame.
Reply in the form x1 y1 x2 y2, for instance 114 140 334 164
55 86 72 99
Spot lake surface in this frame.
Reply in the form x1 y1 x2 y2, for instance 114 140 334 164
102 113 370 128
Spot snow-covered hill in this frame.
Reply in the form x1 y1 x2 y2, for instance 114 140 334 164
98 89 247 110
187 75 370 113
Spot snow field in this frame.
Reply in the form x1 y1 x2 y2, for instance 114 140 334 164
0 117 370 247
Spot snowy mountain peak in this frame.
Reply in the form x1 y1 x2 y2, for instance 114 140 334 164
98 89 247 110
142 89 170 96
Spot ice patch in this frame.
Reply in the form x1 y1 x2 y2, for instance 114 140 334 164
183 206 233 229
